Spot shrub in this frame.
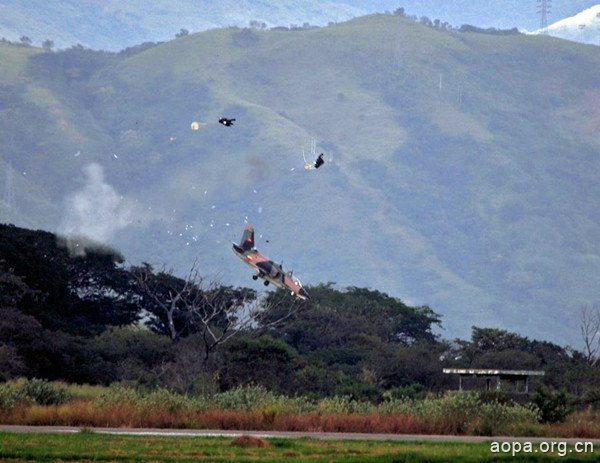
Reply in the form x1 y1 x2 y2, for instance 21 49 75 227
476 400 539 435
533 387 569 423
582 388 600 410
96 383 209 413
137 388 192 413
213 385 279 411
96 383 139 407
317 396 373 415
0 382 29 409
21 378 71 405
383 384 424 401
377 397 415 415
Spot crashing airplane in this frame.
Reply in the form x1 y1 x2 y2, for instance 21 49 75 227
232 225 309 300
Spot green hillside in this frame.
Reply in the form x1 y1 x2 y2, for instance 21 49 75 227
2 1 598 50
1 14 599 344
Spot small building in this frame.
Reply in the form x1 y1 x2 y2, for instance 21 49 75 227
443 368 545 394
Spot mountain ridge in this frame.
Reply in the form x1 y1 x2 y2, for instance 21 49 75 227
1 14 599 346
1 1 599 50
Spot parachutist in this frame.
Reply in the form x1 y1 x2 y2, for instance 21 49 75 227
219 117 235 127
314 153 325 169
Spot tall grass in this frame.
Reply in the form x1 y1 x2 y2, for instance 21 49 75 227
1 381 598 437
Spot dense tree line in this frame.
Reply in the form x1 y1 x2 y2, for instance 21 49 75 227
1 224 598 405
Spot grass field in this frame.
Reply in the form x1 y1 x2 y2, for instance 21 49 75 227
0 432 597 462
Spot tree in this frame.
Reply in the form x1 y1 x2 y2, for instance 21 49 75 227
132 261 301 362
419 16 433 27
19 36 32 46
65 250 142 335
249 20 267 30
93 326 172 384
580 304 600 366
1 225 140 335
471 327 529 352
0 264 38 307
219 336 301 393
175 28 189 38
0 344 25 380
42 39 54 50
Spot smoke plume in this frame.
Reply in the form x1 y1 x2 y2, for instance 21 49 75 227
60 163 134 254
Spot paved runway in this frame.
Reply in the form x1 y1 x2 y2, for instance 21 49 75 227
1 425 598 444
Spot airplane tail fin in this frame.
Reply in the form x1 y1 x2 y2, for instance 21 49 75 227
238 224 254 252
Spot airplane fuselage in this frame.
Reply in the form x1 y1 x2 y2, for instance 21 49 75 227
232 243 308 300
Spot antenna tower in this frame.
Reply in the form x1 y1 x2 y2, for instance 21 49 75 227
537 0 551 34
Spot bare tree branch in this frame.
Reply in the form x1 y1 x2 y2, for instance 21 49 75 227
580 304 600 367
132 261 304 363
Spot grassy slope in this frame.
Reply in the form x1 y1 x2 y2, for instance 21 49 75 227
0 43 61 227
0 432 597 462
1 15 599 343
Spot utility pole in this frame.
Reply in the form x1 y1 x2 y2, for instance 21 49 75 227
537 0 551 34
